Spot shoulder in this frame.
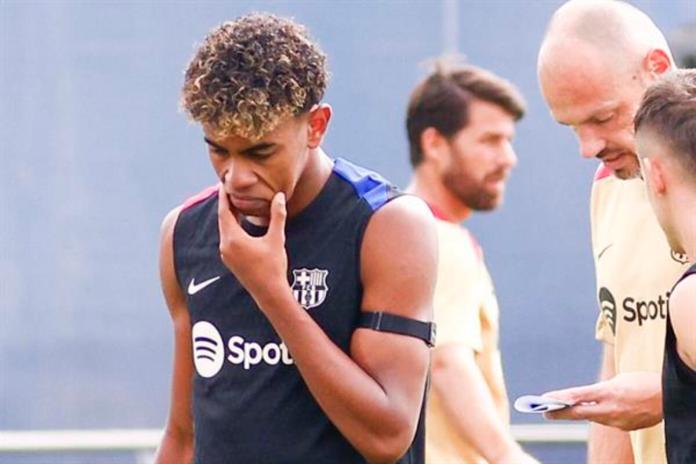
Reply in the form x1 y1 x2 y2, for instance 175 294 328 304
591 163 619 196
160 185 219 248
594 164 613 182
435 221 481 266
368 194 436 239
329 158 437 254
590 164 622 225
160 206 182 243
179 185 219 215
359 194 437 320
332 158 399 211
670 273 696 317
165 185 219 237
361 194 438 279
670 273 696 367
591 164 618 199
159 205 186 306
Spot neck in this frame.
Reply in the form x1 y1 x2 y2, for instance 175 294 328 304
286 147 333 218
676 217 696 264
407 164 471 222
671 188 696 262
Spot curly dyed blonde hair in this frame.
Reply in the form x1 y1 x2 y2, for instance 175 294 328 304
181 13 328 141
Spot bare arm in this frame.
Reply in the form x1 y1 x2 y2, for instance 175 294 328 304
154 208 194 464
670 276 696 371
586 346 634 464
217 191 436 463
431 344 537 464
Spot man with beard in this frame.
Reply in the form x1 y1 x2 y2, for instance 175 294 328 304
405 60 537 464
537 1 690 463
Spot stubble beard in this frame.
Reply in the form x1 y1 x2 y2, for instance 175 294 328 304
442 169 501 212
612 154 642 180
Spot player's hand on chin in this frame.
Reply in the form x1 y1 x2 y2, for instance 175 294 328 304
542 371 662 431
218 186 290 302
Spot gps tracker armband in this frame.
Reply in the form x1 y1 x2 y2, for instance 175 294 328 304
358 311 436 347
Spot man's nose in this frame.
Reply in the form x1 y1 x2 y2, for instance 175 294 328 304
501 142 518 169
576 127 606 159
222 159 257 191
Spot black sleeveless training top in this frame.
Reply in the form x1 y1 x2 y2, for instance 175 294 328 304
173 158 426 464
663 262 696 464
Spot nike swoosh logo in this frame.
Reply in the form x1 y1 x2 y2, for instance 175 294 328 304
188 276 221 295
597 244 614 260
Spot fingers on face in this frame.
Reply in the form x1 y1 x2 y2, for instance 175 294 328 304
217 184 230 222
269 192 287 242
217 187 285 248
217 184 244 256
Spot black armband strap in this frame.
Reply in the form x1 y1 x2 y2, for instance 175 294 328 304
358 311 436 347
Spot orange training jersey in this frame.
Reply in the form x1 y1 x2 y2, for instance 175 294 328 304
591 166 690 464
426 218 509 464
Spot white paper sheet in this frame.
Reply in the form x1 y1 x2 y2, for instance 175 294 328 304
513 395 573 413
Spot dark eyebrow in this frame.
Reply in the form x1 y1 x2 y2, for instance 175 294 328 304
481 130 509 138
239 142 276 157
204 137 228 152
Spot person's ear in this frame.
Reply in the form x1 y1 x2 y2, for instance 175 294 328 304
307 104 332 148
420 127 451 171
643 49 672 78
644 157 667 195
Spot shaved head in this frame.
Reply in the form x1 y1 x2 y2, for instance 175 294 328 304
538 0 674 180
540 0 671 70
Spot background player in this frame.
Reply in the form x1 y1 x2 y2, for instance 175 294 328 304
537 1 690 462
154 13 437 463
405 59 537 464
634 69 696 464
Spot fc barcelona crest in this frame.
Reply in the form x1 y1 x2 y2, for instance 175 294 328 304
291 268 329 310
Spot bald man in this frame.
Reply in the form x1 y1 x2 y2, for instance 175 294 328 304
537 1 690 463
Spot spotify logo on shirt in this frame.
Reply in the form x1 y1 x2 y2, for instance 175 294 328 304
192 321 294 378
597 287 670 333
598 287 617 335
192 321 225 378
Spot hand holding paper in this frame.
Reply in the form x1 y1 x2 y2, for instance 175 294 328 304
539 372 662 430
513 395 573 413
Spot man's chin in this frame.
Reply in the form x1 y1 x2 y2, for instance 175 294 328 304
242 213 271 227
613 166 641 180
469 193 503 212
232 201 271 219
607 155 641 180
236 206 271 222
